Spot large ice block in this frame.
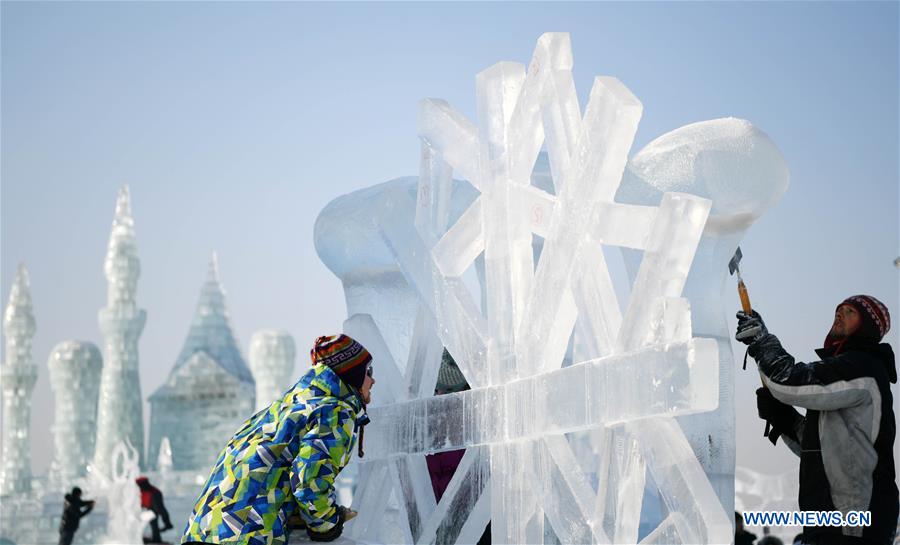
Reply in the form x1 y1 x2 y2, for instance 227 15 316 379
362 338 717 459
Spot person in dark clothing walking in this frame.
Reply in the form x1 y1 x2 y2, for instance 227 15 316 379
738 294 898 545
136 476 173 543
58 487 94 545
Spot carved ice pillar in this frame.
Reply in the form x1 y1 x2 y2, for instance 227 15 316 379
93 185 148 474
249 330 297 410
0 264 38 496
617 117 790 518
48 341 103 484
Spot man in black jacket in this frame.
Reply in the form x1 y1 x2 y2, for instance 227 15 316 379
738 294 898 545
58 487 94 545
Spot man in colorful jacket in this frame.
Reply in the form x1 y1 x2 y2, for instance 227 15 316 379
738 295 897 545
183 334 375 544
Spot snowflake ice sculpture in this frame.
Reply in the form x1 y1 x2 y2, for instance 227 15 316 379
340 33 732 544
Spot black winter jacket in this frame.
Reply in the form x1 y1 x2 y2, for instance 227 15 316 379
751 334 898 545
59 494 93 533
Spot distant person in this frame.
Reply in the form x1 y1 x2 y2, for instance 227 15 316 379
136 476 173 543
735 511 757 545
425 350 490 545
426 350 470 501
58 487 94 545
739 295 898 545
183 334 374 544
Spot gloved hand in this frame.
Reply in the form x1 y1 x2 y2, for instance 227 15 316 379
735 310 768 345
756 387 786 422
307 506 348 542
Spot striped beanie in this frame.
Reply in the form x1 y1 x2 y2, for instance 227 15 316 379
839 295 891 342
310 334 372 390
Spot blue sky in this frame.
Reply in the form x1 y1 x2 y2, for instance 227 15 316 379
2 2 898 480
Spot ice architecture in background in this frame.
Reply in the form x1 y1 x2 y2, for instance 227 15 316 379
0 263 38 496
148 254 255 471
48 341 103 485
317 33 790 544
249 329 297 411
93 185 149 474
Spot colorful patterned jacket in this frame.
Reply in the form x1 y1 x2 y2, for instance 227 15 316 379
182 365 364 545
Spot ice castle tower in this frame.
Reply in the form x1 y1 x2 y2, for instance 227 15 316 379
48 341 102 484
148 254 255 472
93 185 148 474
0 264 38 496
248 330 297 411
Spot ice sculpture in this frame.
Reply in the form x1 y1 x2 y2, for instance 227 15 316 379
618 118 790 517
48 340 103 485
93 185 148 474
248 329 297 411
0 263 38 496
147 254 255 471
90 440 151 545
157 437 174 476
310 32 787 544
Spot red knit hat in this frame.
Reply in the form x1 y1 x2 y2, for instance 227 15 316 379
310 334 372 390
838 295 891 342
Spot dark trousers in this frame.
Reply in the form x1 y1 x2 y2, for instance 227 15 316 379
58 530 75 545
148 519 162 543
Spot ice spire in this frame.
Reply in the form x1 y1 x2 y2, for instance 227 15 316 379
1 263 38 495
104 185 140 310
171 252 252 382
147 253 255 470
93 185 147 474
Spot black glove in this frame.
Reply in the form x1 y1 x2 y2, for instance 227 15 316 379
735 310 768 345
756 387 787 422
306 506 347 542
756 387 797 444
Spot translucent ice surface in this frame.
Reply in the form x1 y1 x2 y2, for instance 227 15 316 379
316 33 787 544
617 118 790 517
